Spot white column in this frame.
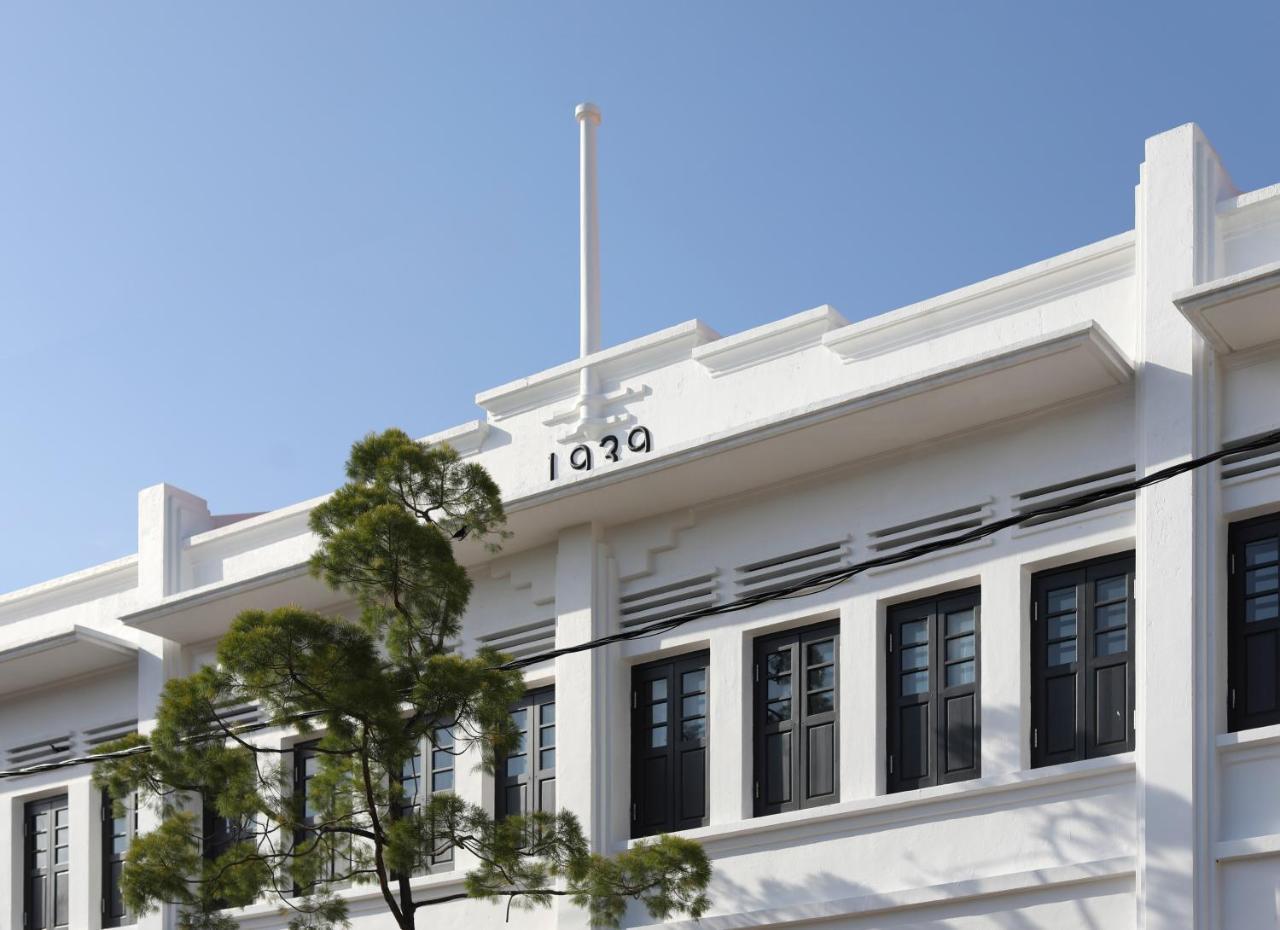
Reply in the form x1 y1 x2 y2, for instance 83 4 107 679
980 557 1026 777
1133 123 1231 930
554 524 605 930
843 592 881 799
68 776 95 929
708 626 750 823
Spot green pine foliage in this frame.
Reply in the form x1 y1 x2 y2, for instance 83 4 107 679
93 429 710 929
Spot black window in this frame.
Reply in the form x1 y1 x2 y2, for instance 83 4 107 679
754 622 839 815
496 688 556 819
102 791 135 928
887 589 980 792
631 652 709 838
24 794 70 930
1229 514 1280 731
396 726 456 871
1031 553 1135 767
294 741 352 892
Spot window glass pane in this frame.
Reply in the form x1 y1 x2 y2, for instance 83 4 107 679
1247 563 1279 596
432 770 454 792
945 635 974 661
1048 640 1077 667
1048 614 1077 640
945 609 975 636
1246 538 1279 567
946 660 975 687
807 690 834 714
901 620 928 645
510 708 527 731
1247 593 1280 623
766 699 791 723
766 651 791 675
681 718 706 741
807 666 834 690
651 725 668 747
436 728 455 748
506 754 527 777
539 704 555 725
1096 629 1128 656
901 670 928 695
682 694 706 718
807 640 834 665
900 644 928 671
650 679 667 702
539 725 555 748
1096 602 1127 631
1047 586 1076 614
766 672 791 702
1095 575 1126 602
681 669 706 694
432 748 453 769
651 703 668 725
539 748 556 770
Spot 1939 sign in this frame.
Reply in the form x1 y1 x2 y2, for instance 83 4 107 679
549 426 652 480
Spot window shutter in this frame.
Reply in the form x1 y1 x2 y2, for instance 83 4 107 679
496 687 556 819
631 651 709 837
1229 515 1280 731
887 589 980 793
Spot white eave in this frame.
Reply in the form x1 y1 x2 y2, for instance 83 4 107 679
1175 259 1280 354
693 305 848 375
119 562 346 645
0 626 136 696
485 320 1134 555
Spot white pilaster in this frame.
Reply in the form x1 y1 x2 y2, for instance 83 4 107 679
708 626 750 822
980 558 1026 777
1133 123 1232 930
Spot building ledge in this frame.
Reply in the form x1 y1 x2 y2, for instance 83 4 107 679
693 304 847 375
1216 831 1280 864
1175 259 1280 354
634 856 1135 930
0 626 136 696
119 562 345 644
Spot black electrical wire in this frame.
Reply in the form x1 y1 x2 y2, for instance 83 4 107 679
4 426 1279 781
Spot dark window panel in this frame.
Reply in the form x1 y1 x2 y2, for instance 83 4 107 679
1230 514 1280 731
497 688 556 821
632 651 711 836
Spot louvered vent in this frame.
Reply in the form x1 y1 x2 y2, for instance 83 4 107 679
477 618 557 660
83 719 138 748
1015 465 1136 527
735 540 850 597
215 701 263 730
868 503 990 555
7 734 74 769
619 573 719 629
1221 431 1280 482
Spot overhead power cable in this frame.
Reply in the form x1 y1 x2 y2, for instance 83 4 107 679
3 426 1279 782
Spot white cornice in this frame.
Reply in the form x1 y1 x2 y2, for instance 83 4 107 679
475 320 720 419
0 555 138 624
693 305 847 376
823 232 1134 362
420 419 491 457
1174 259 1280 354
0 625 137 696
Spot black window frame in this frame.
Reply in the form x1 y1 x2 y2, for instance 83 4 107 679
631 651 710 838
1031 552 1136 767
293 740 353 895
886 588 981 793
1228 512 1280 731
395 725 457 872
495 687 556 820
24 793 70 930
101 790 136 928
753 621 839 815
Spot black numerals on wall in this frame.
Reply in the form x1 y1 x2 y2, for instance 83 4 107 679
549 426 652 480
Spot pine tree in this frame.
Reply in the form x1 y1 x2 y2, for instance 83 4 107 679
94 428 710 930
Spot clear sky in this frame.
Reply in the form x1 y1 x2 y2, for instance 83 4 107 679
1 2 1278 593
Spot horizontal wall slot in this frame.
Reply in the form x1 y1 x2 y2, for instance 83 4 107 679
477 617 557 659
1015 465 1136 527
1221 431 1280 482
619 573 719 629
869 504 990 554
83 719 139 747
7 734 74 768
215 701 262 730
735 540 850 598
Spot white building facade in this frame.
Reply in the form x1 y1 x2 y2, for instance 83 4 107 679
4 121 1280 929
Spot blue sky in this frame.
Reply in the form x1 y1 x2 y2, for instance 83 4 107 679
2 2 1278 593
